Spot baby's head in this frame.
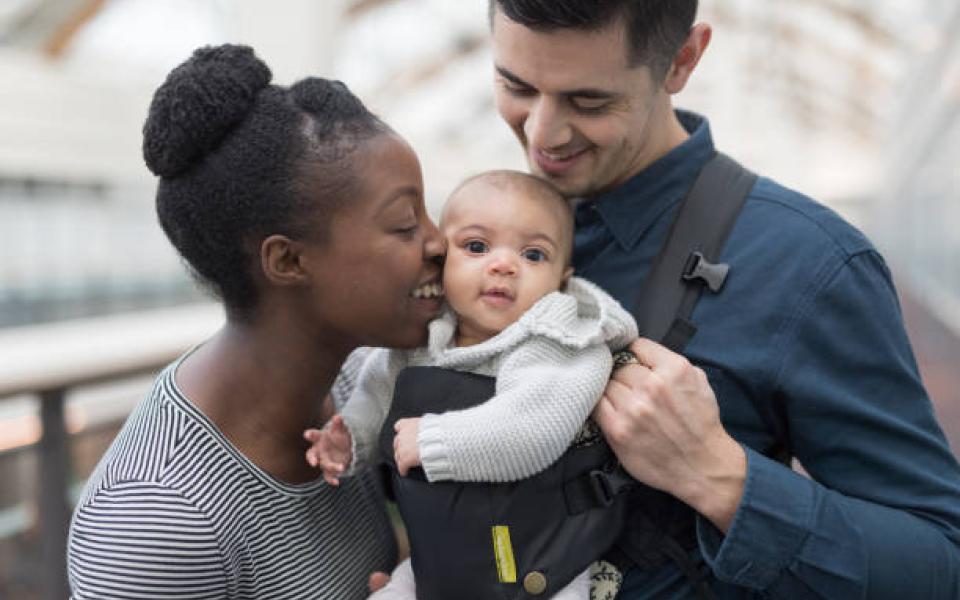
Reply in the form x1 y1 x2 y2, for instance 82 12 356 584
440 170 574 346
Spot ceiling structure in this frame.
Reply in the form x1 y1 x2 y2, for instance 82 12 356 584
0 0 953 216
325 0 947 222
0 0 957 327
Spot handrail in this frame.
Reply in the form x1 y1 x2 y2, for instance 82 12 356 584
0 302 223 599
0 302 223 398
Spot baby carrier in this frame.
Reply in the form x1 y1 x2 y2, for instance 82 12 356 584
378 152 771 599
379 367 629 599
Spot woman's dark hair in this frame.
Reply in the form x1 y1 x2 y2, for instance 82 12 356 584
143 44 388 320
489 0 698 79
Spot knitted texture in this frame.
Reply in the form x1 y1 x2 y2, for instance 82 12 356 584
339 277 638 482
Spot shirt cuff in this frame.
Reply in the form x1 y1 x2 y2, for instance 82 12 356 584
418 414 454 482
339 415 366 477
696 446 814 589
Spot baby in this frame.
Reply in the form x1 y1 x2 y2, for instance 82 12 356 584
306 170 637 599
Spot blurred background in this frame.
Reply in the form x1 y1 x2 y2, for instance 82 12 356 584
0 0 957 597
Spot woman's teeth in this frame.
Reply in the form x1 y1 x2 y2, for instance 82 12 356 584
411 282 443 299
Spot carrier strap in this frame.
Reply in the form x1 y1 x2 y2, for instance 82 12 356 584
615 153 757 600
632 152 756 353
563 462 636 515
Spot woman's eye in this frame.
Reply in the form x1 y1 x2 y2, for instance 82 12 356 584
395 224 418 236
465 240 487 254
523 249 546 262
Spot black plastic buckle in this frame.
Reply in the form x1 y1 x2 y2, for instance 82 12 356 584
589 469 616 507
682 251 729 293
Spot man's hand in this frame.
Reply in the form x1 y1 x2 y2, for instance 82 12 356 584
594 338 747 532
393 417 422 476
304 415 353 486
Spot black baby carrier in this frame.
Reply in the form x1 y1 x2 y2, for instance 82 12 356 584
379 367 630 599
377 152 762 599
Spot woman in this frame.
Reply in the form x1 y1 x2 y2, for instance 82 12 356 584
67 44 444 599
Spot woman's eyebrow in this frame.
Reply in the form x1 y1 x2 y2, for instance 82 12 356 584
375 186 420 216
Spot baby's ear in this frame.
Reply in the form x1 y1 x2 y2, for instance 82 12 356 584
561 266 574 288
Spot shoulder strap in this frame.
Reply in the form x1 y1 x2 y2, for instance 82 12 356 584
630 151 791 462
633 152 757 353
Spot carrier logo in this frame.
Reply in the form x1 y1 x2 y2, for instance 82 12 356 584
491 525 517 583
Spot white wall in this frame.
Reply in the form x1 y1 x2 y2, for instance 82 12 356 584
0 49 153 184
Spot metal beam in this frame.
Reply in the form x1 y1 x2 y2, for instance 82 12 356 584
38 388 70 600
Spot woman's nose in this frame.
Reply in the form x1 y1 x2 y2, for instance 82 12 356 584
422 217 444 263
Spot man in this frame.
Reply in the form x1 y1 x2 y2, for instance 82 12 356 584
488 1 960 598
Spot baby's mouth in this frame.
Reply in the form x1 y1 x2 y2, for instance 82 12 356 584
482 287 514 301
411 282 444 299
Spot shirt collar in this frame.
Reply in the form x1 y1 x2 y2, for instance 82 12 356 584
576 110 716 250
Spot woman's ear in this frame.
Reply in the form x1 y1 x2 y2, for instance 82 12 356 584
260 234 308 286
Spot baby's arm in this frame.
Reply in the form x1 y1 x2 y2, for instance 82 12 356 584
417 339 612 483
304 415 353 485
306 349 402 478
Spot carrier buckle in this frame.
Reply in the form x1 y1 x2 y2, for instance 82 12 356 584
682 251 729 292
589 469 616 507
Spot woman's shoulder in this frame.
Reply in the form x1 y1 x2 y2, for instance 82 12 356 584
69 472 229 597
76 363 225 504
78 363 246 520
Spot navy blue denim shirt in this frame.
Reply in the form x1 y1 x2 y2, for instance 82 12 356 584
574 111 960 599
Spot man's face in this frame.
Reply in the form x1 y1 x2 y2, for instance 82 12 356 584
491 8 669 198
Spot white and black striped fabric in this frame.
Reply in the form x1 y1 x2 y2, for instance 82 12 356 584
68 357 396 599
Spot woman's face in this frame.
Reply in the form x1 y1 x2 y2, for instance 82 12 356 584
301 134 444 349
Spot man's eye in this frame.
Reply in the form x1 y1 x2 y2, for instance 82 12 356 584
523 249 546 262
503 81 535 97
466 240 488 253
570 97 610 114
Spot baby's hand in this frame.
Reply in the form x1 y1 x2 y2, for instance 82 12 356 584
304 415 353 486
393 417 422 476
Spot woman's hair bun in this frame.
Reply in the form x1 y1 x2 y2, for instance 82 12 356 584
142 44 272 178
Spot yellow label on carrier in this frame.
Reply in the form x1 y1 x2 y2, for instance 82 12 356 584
491 525 517 583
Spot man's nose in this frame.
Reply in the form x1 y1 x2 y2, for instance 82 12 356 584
524 97 572 151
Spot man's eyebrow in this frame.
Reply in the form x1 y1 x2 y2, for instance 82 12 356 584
495 65 616 99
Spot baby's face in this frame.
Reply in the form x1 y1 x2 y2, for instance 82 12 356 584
441 180 572 346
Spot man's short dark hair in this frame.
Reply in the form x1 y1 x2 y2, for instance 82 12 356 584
489 0 698 79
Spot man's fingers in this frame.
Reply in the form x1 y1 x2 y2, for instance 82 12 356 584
628 337 679 371
593 393 618 426
604 373 643 403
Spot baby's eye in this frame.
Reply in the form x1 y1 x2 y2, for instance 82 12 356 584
523 248 546 262
465 240 488 254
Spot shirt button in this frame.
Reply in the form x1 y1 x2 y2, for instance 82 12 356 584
523 571 547 595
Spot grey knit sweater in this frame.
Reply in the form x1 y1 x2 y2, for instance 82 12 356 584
339 277 638 483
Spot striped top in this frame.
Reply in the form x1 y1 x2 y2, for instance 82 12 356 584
68 357 397 599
